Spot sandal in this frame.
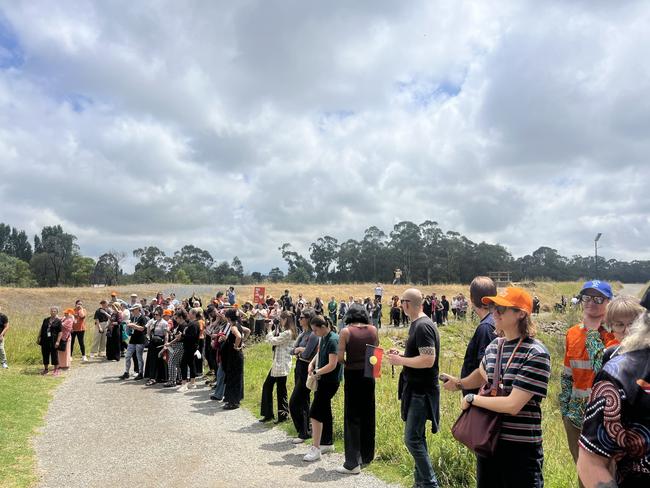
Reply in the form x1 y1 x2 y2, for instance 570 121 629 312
163 381 176 388
145 379 156 386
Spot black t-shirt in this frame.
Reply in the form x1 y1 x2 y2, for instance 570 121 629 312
129 314 148 345
402 315 440 393
94 308 111 323
182 321 200 349
0 313 8 334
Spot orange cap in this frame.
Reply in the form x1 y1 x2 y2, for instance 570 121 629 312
162 309 173 316
111 292 117 296
482 287 533 314
63 308 76 315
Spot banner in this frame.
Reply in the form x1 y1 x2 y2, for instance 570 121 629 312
364 345 384 378
253 286 266 305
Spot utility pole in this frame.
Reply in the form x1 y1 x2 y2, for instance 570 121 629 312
594 233 602 277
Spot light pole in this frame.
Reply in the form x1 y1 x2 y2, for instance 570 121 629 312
594 233 602 277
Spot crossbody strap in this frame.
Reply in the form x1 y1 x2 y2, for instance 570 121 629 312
490 338 506 395
498 337 525 390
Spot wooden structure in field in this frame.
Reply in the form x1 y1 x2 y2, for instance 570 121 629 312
488 271 512 287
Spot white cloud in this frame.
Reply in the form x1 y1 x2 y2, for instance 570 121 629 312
0 0 648 272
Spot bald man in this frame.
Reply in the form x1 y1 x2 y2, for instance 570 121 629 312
387 288 441 487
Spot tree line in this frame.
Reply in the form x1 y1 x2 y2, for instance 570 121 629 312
0 220 649 287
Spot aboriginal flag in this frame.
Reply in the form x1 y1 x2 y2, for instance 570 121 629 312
364 345 384 379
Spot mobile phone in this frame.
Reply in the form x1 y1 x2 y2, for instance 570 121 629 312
439 373 451 383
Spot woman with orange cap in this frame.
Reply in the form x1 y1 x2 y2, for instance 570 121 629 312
57 308 75 369
453 287 551 488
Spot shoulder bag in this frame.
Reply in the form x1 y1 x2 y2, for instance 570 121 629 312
451 337 523 457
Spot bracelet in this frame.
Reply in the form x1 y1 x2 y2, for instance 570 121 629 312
456 379 463 391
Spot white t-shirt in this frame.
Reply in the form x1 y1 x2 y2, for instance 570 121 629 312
374 286 383 296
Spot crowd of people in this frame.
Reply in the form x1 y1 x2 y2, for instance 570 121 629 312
2 278 648 488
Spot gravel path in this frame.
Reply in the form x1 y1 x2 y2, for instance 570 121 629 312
618 283 646 298
34 359 397 488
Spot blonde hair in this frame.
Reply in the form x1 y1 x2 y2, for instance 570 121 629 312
619 311 650 354
605 296 644 327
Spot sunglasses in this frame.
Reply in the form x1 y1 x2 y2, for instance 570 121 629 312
581 295 606 305
489 304 519 315
400 299 410 304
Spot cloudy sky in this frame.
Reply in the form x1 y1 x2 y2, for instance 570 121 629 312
1 0 649 272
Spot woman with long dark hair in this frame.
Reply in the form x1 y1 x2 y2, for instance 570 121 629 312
144 308 170 386
222 308 245 410
303 315 341 462
260 310 297 423
105 303 122 362
336 304 378 474
289 308 318 443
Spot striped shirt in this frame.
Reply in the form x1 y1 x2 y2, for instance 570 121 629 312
481 337 551 444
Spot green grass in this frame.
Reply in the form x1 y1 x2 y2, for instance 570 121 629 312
0 367 62 488
242 318 578 487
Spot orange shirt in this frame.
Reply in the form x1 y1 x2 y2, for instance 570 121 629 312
73 308 86 332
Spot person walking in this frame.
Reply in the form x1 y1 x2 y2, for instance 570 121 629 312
387 289 441 488
91 300 110 358
289 309 319 443
560 280 617 486
38 307 62 376
303 315 341 462
70 300 87 362
454 287 551 487
335 304 378 475
260 311 297 423
0 306 9 369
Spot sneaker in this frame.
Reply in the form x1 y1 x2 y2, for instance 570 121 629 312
292 437 306 444
119 373 129 380
1 362 8 369
303 446 321 462
133 374 144 380
82 356 88 362
209 395 223 401
335 465 360 475
320 444 334 454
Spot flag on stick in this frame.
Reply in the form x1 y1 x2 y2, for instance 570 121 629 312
364 345 384 378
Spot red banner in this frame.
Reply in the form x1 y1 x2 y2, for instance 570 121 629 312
253 286 266 305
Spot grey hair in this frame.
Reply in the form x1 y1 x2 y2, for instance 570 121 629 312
50 306 60 312
619 311 650 354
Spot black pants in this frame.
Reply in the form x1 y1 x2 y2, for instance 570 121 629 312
343 369 375 469
309 379 339 446
289 360 311 439
41 342 58 367
477 441 544 488
205 339 217 373
391 308 401 326
70 331 86 356
254 320 266 336
260 370 288 420
194 338 204 376
180 347 197 380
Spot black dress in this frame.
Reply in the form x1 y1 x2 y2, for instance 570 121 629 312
105 312 122 361
223 323 244 406
144 319 169 383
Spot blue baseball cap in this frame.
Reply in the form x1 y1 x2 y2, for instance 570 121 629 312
580 280 613 299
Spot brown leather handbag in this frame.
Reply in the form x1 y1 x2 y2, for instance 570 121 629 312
451 337 523 457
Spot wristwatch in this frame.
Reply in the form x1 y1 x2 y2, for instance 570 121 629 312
465 394 475 404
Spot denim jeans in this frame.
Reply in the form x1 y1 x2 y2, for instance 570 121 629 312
124 343 144 374
212 363 225 398
404 393 439 487
0 338 7 364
